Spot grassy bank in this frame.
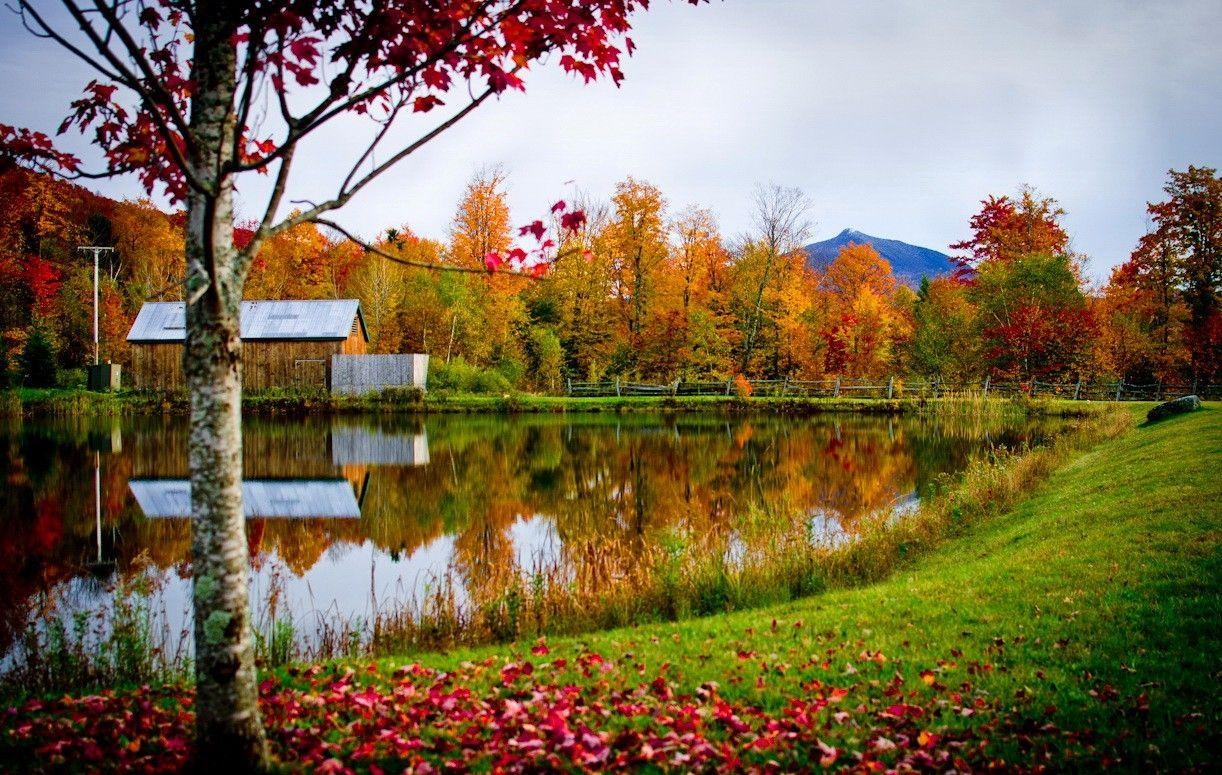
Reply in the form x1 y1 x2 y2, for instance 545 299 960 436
3 385 1111 418
3 404 1216 770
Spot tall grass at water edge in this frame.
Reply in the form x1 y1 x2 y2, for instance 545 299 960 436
1 554 191 698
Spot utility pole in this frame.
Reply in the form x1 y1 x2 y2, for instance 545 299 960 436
77 246 115 365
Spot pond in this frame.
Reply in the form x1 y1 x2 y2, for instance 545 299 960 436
0 412 1065 670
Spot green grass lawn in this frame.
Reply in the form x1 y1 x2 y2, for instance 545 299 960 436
3 404 1218 771
365 403 1219 769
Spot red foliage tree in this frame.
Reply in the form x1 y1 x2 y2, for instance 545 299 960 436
970 253 1093 381
22 256 63 321
2 0 704 766
950 187 1070 274
1131 166 1221 383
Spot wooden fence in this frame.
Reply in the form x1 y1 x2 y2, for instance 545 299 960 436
566 376 1220 402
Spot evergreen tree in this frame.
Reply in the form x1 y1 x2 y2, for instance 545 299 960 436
21 327 57 388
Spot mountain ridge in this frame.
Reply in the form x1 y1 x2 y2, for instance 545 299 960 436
804 228 955 285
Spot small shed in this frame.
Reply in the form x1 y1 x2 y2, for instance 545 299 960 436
126 299 368 391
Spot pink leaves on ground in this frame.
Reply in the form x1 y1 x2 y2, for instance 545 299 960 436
3 686 192 772
2 640 1142 772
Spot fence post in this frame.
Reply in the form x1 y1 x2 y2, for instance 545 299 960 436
725 379 732 396
672 379 679 396
566 378 572 396
781 377 789 397
1192 378 1198 396
1073 378 1082 401
887 376 894 400
1157 381 1164 401
615 377 621 397
1114 381 1123 401
833 377 841 398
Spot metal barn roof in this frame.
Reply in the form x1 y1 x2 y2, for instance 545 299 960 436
129 479 361 518
126 299 365 342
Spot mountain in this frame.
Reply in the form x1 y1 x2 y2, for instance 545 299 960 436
805 228 955 286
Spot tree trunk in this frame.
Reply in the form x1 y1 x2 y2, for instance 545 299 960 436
739 251 776 373
184 2 268 768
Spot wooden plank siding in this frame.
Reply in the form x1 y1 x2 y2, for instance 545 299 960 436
129 324 366 391
130 342 185 391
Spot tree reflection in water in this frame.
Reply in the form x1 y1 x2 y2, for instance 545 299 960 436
0 413 1062 664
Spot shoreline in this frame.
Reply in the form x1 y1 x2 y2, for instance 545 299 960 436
2 387 1115 419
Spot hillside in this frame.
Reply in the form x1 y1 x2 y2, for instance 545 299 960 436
806 227 955 285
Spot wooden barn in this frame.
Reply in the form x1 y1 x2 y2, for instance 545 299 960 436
126 299 368 391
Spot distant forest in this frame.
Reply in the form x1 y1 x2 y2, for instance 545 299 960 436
0 163 1217 392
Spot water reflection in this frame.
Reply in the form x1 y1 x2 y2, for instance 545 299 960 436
0 413 1062 662
130 480 364 519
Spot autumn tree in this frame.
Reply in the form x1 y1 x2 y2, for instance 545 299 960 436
446 169 531 378
1131 166 1221 383
949 188 1091 383
532 195 619 380
818 243 906 378
663 206 735 379
971 253 1092 381
909 276 982 385
671 206 725 318
3 0 701 765
950 186 1071 271
734 183 813 374
352 227 445 352
605 177 669 374
110 198 186 302
245 219 334 300
1091 263 1181 382
449 166 512 269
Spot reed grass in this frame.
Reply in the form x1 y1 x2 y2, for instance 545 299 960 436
1 554 190 698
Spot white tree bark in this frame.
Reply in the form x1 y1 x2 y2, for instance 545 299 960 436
182 4 268 766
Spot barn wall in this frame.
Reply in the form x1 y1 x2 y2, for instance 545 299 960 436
243 340 343 390
130 339 355 391
130 343 185 390
341 327 367 355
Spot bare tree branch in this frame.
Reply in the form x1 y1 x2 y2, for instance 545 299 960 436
268 86 498 237
317 218 582 279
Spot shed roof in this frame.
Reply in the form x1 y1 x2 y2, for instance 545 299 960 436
129 479 361 518
126 299 365 342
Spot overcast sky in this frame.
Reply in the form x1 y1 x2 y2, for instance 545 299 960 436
1 0 1219 283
